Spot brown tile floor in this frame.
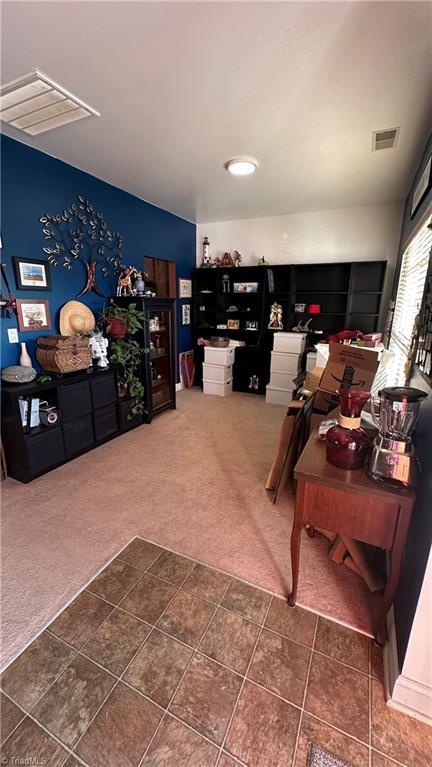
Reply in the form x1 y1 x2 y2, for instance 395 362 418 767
1 537 431 767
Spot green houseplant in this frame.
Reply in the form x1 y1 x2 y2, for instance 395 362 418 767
103 302 146 416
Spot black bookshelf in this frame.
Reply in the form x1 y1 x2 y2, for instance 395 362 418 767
193 261 386 393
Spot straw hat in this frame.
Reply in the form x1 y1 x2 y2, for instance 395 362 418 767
59 301 96 336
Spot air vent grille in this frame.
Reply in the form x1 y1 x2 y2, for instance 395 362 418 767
372 127 400 151
0 70 99 135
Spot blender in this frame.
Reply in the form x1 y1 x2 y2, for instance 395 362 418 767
368 387 427 487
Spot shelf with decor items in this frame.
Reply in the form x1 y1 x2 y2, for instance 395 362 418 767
1 367 143 483
193 261 386 394
115 297 176 421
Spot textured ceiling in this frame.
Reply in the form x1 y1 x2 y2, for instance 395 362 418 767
2 1 431 223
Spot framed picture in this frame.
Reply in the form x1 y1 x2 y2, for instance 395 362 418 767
13 258 51 291
233 281 258 293
16 299 51 331
179 278 192 299
227 319 240 330
411 154 432 218
182 303 191 325
245 320 258 330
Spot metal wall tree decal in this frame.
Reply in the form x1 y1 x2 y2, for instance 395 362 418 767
40 195 124 297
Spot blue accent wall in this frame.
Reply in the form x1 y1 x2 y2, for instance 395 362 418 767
0 135 196 376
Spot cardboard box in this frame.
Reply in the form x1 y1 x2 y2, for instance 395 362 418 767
319 343 379 394
273 332 306 354
304 366 325 393
313 389 340 414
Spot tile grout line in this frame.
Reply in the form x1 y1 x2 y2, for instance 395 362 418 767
217 593 274 764
292 611 319 766
138 565 235 765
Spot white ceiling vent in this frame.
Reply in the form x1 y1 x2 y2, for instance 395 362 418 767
372 127 400 151
0 70 99 136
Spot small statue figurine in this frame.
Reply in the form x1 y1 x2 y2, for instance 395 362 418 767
257 255 269 266
233 251 242 267
268 302 283 329
222 274 230 293
89 330 109 368
201 236 214 268
292 318 313 333
133 271 147 296
117 266 135 296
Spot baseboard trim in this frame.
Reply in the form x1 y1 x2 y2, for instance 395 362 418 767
384 606 432 724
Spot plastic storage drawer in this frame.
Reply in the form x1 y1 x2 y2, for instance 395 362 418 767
59 380 92 422
63 414 94 456
94 404 119 441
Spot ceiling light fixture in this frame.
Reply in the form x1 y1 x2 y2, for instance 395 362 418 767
225 157 258 176
0 70 100 136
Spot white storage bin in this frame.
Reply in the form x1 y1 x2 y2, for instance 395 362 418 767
203 363 232 384
204 346 235 365
265 384 294 406
203 379 232 397
270 351 302 374
269 370 297 390
273 332 306 354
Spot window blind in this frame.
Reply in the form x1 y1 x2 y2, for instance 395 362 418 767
373 218 432 392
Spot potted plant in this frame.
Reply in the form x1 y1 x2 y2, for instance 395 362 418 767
102 301 143 339
101 302 146 416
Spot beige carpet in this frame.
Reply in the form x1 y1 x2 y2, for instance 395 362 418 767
1 389 373 670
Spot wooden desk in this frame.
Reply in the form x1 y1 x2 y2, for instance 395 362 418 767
289 431 415 644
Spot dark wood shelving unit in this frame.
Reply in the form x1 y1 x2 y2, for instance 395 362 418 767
1 367 143 483
193 261 386 394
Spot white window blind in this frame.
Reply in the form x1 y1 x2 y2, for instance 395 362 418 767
373 218 432 392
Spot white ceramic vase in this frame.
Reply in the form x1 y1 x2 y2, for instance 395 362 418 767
20 342 32 368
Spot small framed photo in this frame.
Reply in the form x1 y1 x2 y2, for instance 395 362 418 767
13 258 51 291
16 299 51 331
227 319 240 330
411 154 431 217
245 320 258 330
179 278 192 299
233 281 258 293
182 303 191 325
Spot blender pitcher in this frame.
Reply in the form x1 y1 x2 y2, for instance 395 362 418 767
368 387 427 486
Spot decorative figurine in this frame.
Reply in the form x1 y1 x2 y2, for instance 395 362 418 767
233 251 242 267
89 330 109 368
222 274 230 293
133 271 147 296
257 255 269 266
201 236 214 268
219 252 235 267
268 302 283 329
292 317 313 333
116 266 136 296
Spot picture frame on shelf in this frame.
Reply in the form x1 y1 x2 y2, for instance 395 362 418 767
233 281 258 293
227 319 240 330
13 257 51 291
179 278 192 298
182 303 191 325
16 298 51 331
245 320 258 330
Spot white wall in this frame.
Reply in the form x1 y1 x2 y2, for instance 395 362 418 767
386 544 432 723
197 202 403 319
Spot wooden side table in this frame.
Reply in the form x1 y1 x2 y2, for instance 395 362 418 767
289 431 415 644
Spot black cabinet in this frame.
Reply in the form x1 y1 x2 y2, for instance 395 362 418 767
116 297 176 422
1 367 143 483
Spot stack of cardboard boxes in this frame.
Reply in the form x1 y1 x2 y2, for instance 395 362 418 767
266 333 306 405
305 343 380 413
203 345 235 397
